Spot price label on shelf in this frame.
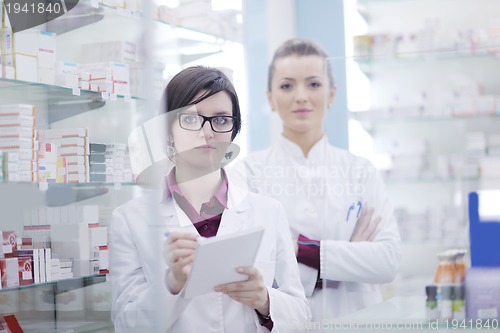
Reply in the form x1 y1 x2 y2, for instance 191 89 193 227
101 92 110 100
72 88 81 96
110 93 118 101
39 182 48 191
124 95 132 102
91 0 99 8
114 182 122 190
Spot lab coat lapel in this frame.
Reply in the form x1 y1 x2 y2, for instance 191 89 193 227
216 175 251 236
147 191 197 234
217 205 249 236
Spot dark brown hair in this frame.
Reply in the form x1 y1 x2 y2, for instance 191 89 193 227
268 38 334 91
161 66 241 140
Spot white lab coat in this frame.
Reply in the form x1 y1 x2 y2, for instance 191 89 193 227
109 169 311 333
234 135 401 320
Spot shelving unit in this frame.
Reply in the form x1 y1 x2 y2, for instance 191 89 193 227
354 52 500 78
352 112 500 122
0 0 243 331
348 0 500 250
0 274 110 333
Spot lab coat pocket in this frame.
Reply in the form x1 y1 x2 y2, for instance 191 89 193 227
255 260 276 287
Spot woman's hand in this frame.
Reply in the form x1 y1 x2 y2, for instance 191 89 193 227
163 232 198 294
350 207 381 242
214 267 270 317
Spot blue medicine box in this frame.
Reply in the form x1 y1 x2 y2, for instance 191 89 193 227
468 192 500 267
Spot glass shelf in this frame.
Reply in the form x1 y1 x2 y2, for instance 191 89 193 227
0 77 142 97
48 0 238 72
45 185 110 206
94 0 241 43
0 78 143 122
20 321 113 333
0 182 136 207
353 49 500 70
43 183 138 206
44 182 137 188
1 274 106 293
29 0 240 43
351 111 500 123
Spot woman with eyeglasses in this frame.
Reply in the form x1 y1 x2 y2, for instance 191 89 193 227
236 39 401 321
110 66 310 333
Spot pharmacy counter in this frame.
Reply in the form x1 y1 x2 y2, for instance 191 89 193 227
337 296 492 332
311 296 431 332
342 296 426 321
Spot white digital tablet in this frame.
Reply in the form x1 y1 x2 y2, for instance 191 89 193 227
183 226 265 299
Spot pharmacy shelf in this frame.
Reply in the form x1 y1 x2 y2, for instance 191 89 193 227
0 78 142 122
354 49 500 64
0 274 106 294
351 111 500 123
45 185 110 206
45 0 235 42
353 50 500 75
54 274 106 294
0 182 134 206
0 78 110 99
0 77 141 102
51 0 229 61
20 320 113 333
44 0 104 35
44 183 142 206
93 0 240 43
0 2 238 331
45 182 137 188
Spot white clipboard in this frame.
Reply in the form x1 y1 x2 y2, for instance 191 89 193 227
183 226 265 299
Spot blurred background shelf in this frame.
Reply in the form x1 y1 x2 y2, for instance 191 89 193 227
0 274 106 294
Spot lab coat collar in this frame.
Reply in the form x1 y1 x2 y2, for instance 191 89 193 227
151 168 251 231
163 167 229 210
277 134 328 164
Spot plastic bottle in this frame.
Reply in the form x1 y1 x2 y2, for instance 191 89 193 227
438 285 454 320
434 252 456 285
453 249 467 284
452 285 466 319
426 285 438 319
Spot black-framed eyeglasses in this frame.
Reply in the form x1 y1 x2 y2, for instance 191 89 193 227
178 113 235 133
